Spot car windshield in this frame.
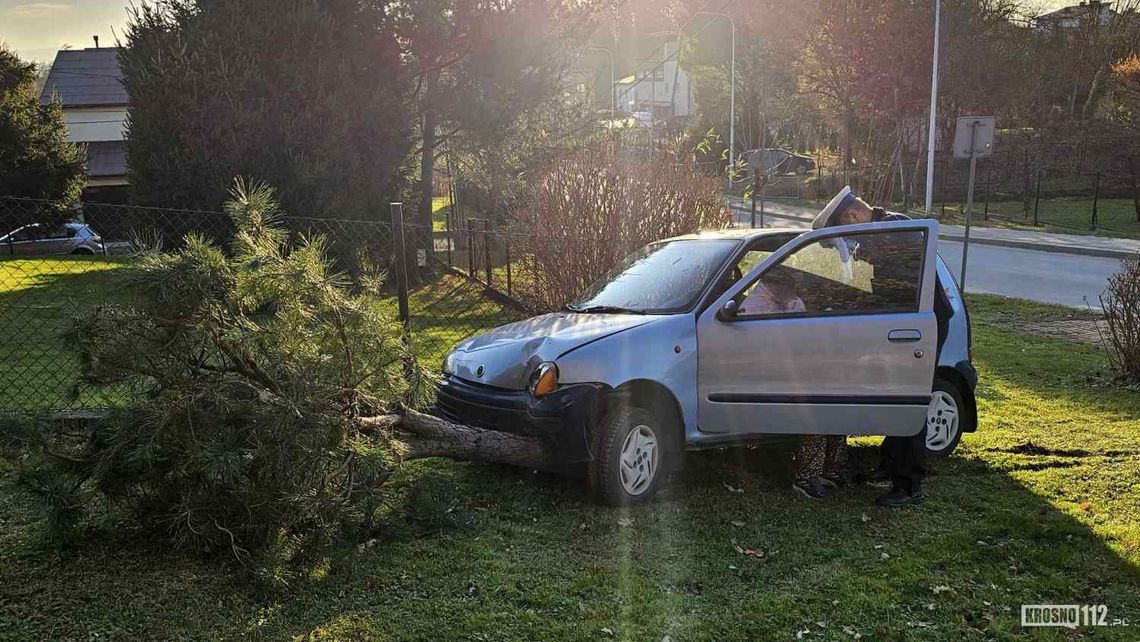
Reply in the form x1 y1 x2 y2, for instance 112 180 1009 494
567 238 739 314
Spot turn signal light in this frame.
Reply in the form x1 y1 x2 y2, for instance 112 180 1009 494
529 362 558 397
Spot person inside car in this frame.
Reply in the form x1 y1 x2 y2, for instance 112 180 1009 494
739 265 805 315
813 187 953 507
741 266 846 500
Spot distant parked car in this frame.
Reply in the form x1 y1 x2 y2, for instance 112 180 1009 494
1 222 104 256
745 148 817 176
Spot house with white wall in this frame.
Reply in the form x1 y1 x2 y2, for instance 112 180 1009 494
1033 1 1119 33
39 47 129 201
614 37 695 121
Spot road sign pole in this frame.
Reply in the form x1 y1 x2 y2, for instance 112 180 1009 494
959 122 979 291
750 175 757 228
759 179 766 228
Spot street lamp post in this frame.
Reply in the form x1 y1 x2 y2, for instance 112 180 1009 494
697 11 735 188
924 0 941 216
588 46 615 117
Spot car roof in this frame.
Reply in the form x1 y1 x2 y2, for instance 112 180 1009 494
661 227 805 243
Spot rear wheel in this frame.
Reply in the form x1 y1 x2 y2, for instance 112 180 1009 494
589 406 671 506
71 247 94 255
926 377 968 457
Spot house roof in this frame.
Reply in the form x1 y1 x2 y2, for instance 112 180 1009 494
1037 2 1116 22
85 140 128 178
39 48 128 107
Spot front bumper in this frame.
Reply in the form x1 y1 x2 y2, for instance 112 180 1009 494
434 375 605 464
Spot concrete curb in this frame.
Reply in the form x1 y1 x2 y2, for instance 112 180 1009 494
728 203 1136 260
935 232 1135 260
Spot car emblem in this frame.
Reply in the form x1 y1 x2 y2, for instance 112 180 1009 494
475 365 485 378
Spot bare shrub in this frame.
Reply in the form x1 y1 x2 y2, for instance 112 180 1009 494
510 148 730 310
1100 255 1140 382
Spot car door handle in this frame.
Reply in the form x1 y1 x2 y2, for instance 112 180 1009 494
888 329 922 343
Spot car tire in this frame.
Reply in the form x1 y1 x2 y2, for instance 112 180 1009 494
926 377 969 457
589 405 671 506
71 247 94 255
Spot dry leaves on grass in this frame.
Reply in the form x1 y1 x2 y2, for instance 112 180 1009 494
733 544 766 559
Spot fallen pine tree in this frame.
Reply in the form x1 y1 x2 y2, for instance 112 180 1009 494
359 408 559 473
2 182 555 589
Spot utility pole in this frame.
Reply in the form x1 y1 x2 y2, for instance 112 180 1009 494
697 12 735 189
924 0 941 217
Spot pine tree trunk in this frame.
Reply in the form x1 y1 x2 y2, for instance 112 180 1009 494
358 409 561 472
415 69 441 284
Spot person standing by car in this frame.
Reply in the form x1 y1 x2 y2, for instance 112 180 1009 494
739 266 847 500
812 187 952 507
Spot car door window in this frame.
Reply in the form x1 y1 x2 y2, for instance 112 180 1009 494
736 228 927 318
10 226 37 242
708 235 796 302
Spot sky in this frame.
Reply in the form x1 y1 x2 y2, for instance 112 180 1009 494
0 0 1082 64
1 1 131 63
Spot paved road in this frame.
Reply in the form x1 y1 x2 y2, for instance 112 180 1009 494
728 200 1121 309
937 240 1119 310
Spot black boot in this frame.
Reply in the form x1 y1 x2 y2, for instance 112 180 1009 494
875 486 924 507
792 477 830 500
856 467 891 485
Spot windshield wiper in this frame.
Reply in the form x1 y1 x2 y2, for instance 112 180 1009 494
565 304 646 314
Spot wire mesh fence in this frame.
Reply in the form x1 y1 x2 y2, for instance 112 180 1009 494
0 196 527 415
3 187 1127 416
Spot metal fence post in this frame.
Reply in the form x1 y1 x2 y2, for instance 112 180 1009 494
1033 169 1042 226
759 179 766 228
389 202 411 331
750 175 757 228
466 218 474 277
505 233 513 297
816 157 823 205
939 158 947 218
1091 171 1101 231
483 219 492 286
444 198 452 267
983 167 992 221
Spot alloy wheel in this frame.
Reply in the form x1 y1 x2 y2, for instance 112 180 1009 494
618 424 658 496
926 391 960 452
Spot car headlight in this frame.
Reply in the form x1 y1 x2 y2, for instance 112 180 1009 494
527 362 558 397
442 352 457 375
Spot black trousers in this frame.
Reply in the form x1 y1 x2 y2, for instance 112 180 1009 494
879 423 927 493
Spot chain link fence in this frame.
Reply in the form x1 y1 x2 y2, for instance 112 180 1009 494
0 196 527 415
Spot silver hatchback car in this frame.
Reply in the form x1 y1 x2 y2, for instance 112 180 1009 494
1 222 105 256
438 219 977 504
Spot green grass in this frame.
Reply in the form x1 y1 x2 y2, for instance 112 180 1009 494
0 257 519 412
935 197 1140 240
2 292 1139 639
0 256 128 410
433 196 452 232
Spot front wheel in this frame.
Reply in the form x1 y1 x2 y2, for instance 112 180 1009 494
926 377 969 457
589 406 670 506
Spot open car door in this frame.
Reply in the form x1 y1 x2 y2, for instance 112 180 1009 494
696 219 939 437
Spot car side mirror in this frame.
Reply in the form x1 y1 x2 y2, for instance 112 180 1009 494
719 299 739 320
